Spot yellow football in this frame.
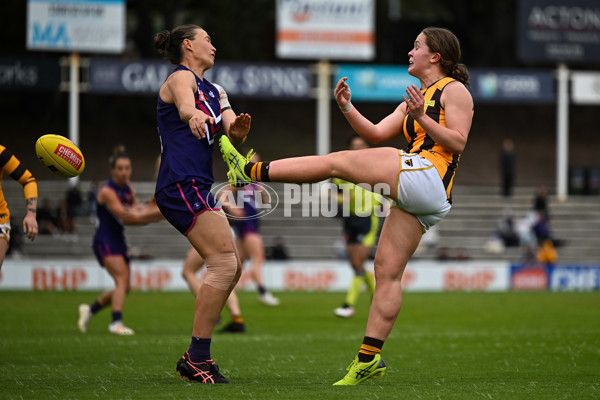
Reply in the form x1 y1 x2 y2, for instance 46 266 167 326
35 134 85 178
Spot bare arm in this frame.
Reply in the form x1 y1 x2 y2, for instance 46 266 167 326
334 77 406 144
403 82 473 154
23 196 38 240
215 84 250 146
162 71 215 139
222 109 251 146
129 185 142 208
98 185 163 225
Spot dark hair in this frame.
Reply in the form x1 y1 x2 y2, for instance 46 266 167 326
154 24 202 65
422 27 470 87
109 145 129 168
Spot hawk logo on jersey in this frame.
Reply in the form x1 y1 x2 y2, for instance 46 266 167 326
425 100 435 107
404 159 413 167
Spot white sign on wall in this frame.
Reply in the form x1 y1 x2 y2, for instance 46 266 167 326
0 259 511 292
276 0 375 60
571 72 600 105
27 0 126 53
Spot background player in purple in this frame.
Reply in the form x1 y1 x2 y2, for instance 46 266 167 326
78 148 163 335
230 166 280 306
153 24 250 383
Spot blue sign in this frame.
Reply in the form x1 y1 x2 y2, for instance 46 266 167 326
336 65 555 104
548 265 600 290
469 68 555 104
336 64 419 102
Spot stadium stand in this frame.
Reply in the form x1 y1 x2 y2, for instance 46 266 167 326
3 180 599 263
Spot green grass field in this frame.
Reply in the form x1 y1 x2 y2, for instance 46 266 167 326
0 290 599 399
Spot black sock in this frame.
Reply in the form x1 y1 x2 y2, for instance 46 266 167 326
90 300 102 314
111 311 123 323
358 336 384 363
189 337 211 362
244 161 270 182
258 285 267 295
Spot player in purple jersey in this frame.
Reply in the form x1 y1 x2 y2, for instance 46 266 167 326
153 24 251 384
78 148 163 335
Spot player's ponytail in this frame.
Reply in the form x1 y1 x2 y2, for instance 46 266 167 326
153 24 202 65
451 63 470 88
153 30 171 56
109 145 129 168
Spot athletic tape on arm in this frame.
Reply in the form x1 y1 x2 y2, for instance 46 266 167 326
213 83 232 112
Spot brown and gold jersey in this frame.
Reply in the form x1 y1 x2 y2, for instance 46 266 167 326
0 145 38 223
402 77 464 202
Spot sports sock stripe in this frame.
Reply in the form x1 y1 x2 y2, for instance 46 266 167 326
256 162 262 181
359 344 381 355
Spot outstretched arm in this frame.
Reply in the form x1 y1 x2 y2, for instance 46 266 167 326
215 83 250 146
334 77 406 144
223 111 251 146
98 185 163 225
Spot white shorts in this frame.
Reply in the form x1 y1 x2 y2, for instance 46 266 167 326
0 222 11 243
391 151 451 231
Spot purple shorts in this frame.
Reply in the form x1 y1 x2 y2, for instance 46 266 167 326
234 218 259 239
92 238 130 266
155 179 221 236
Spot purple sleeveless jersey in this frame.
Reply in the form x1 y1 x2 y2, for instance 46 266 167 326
92 179 133 265
155 65 223 193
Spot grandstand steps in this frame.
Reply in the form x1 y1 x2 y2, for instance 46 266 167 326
3 180 598 264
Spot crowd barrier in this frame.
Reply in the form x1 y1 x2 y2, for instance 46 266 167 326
1 260 598 292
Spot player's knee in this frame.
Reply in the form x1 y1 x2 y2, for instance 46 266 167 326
181 268 193 282
204 252 239 291
373 256 404 281
113 274 130 290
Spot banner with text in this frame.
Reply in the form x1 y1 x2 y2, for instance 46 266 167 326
0 57 60 91
0 259 510 292
510 263 600 290
276 0 375 60
469 68 555 103
336 65 555 103
518 0 600 64
27 0 126 53
89 59 312 99
5 260 598 292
